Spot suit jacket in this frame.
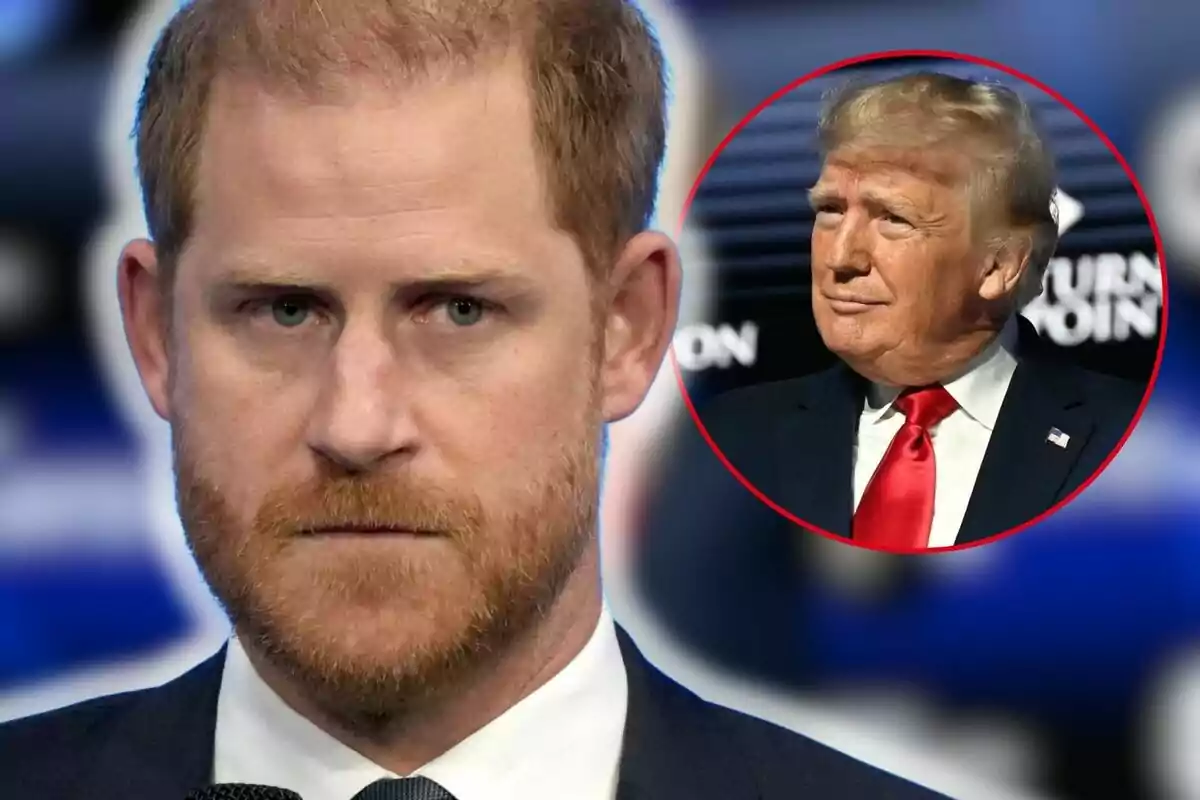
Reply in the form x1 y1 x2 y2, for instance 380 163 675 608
697 318 1145 546
631 320 1147 695
0 627 946 800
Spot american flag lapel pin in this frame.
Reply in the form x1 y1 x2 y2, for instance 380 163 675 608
1046 427 1070 448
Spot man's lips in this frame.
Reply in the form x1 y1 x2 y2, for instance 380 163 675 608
300 525 439 537
823 294 886 312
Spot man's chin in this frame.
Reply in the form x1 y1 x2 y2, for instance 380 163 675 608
819 327 881 361
244 557 483 641
271 536 463 597
258 609 477 669
820 337 901 385
239 597 494 710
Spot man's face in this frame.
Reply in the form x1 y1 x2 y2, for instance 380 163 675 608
809 147 989 384
157 57 611 713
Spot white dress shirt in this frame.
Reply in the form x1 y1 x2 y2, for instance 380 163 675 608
852 320 1020 548
213 607 628 800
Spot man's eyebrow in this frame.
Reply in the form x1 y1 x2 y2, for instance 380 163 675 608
208 260 535 294
807 185 841 206
395 269 538 296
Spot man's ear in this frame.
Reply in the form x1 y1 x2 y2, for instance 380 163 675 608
117 238 173 421
979 229 1033 303
598 231 682 424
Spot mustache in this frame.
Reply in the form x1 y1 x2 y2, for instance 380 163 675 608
252 474 486 536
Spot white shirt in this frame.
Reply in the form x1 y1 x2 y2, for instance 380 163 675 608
213 608 628 800
852 320 1019 548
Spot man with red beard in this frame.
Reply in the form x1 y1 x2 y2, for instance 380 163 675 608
0 1 946 798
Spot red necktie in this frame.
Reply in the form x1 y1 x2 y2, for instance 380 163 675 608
852 385 958 550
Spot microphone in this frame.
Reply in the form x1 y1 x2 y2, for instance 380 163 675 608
184 785 304 800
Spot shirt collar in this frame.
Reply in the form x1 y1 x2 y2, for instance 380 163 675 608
862 316 1020 431
214 607 628 800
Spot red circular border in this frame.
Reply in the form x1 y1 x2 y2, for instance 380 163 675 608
670 48 1170 555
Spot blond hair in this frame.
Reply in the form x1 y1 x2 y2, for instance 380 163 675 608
818 71 1059 307
135 0 667 278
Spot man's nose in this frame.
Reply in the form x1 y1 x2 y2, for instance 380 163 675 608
820 214 872 277
306 323 418 472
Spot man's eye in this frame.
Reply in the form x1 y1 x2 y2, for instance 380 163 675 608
882 212 911 226
444 297 486 326
269 296 313 327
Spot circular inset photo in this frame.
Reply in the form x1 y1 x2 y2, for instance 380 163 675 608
675 50 1166 553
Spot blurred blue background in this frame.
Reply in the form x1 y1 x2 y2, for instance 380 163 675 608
3 1 1200 799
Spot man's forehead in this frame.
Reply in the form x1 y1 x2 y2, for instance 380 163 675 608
816 145 971 191
186 60 553 255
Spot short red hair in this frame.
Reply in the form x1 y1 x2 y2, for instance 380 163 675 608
136 0 668 277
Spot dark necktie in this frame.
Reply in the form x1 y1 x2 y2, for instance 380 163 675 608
853 384 958 550
350 777 458 800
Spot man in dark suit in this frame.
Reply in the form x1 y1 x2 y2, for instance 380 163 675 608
0 1 945 798
0 627 947 800
699 72 1145 551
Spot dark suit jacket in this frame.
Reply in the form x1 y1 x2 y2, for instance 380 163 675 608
698 318 1145 546
0 627 947 800
631 319 1147 696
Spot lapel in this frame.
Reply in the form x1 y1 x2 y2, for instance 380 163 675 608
614 627 761 800
770 365 864 538
70 628 768 796
80 646 227 800
69 631 763 800
957 324 1094 544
